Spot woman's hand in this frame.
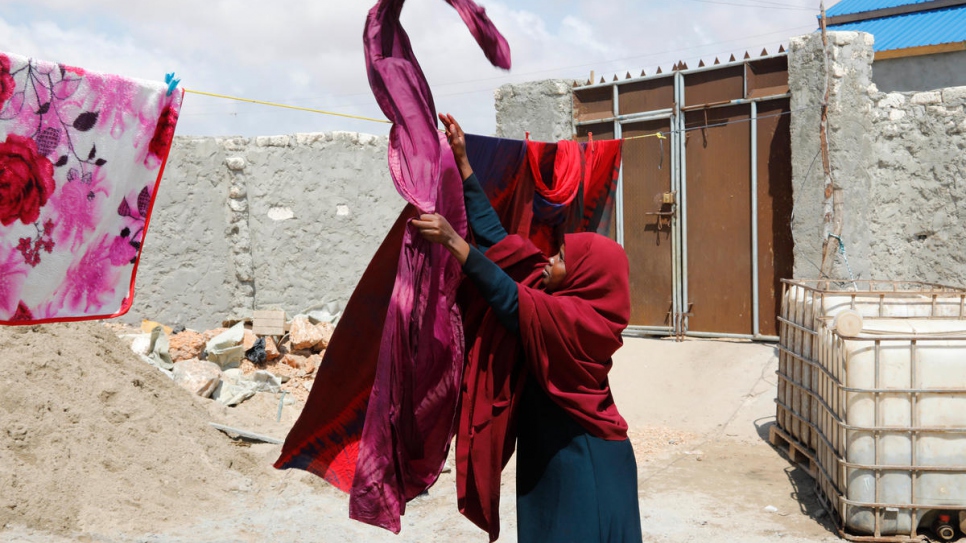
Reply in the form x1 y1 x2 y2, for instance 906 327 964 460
438 112 474 181
412 213 470 265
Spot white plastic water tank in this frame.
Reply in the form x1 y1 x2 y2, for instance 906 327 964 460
837 319 966 535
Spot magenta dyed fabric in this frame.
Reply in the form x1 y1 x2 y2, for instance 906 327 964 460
347 0 510 533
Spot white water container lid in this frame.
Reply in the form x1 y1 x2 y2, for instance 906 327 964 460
832 309 864 337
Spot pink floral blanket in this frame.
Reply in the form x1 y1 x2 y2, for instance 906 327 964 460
0 51 182 325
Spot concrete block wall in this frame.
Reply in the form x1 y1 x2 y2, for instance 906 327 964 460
866 85 966 284
788 31 877 281
128 79 575 332
127 132 402 331
790 31 966 286
494 79 575 141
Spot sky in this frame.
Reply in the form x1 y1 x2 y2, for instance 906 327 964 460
0 0 841 138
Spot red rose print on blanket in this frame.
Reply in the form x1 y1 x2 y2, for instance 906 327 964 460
0 54 15 108
148 104 178 160
0 134 56 226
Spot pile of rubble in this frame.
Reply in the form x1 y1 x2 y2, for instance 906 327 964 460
115 313 336 408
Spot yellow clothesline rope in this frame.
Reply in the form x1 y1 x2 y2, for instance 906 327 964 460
183 88 392 124
622 131 667 141
183 87 671 136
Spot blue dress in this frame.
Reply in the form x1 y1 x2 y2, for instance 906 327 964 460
460 173 643 543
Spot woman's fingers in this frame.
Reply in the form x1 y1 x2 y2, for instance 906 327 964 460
450 116 464 137
438 113 463 139
438 113 454 135
412 214 453 243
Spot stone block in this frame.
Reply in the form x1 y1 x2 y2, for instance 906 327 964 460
242 329 258 351
264 336 281 361
312 322 335 352
226 156 246 171
878 93 906 109
282 353 306 369
303 354 322 375
911 91 941 105
172 359 222 398
169 330 206 362
256 135 291 147
129 333 152 356
290 316 324 351
942 86 966 106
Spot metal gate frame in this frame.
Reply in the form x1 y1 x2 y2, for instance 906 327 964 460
574 53 791 341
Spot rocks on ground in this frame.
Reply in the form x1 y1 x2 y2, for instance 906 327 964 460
113 312 337 407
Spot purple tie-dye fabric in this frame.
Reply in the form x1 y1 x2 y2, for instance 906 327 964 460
349 0 510 533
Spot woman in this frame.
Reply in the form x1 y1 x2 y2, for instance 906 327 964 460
412 114 643 542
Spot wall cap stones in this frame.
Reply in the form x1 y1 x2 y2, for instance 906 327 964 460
911 91 942 105
256 135 292 148
942 86 966 106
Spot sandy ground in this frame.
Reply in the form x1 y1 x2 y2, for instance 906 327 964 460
0 325 843 543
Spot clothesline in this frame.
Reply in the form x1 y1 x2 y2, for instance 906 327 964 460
184 86 809 142
616 107 810 142
183 88 393 124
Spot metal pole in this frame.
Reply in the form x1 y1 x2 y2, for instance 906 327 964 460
686 330 779 342
677 71 690 337
671 71 682 337
614 82 625 247
575 107 676 127
751 101 761 338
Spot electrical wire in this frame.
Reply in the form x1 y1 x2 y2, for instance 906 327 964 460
686 0 817 10
180 22 816 118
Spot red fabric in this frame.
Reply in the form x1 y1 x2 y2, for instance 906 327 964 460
580 139 623 234
463 134 532 239
455 235 544 541
524 138 623 256
456 232 631 541
527 139 582 207
273 206 413 489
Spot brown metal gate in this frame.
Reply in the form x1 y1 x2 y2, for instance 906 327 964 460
574 53 793 340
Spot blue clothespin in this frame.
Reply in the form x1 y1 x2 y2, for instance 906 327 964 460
164 72 181 96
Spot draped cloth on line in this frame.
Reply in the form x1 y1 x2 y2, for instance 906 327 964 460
0 51 183 325
274 131 623 537
275 0 509 534
468 133 623 256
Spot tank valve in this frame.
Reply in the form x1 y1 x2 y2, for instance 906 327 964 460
934 513 956 541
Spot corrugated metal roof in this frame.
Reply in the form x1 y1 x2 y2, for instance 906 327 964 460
827 4 966 50
826 0 937 18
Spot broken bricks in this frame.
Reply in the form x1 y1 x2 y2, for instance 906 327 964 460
289 316 326 351
125 312 331 407
169 330 206 362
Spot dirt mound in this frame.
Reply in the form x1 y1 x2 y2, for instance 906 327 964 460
0 322 265 537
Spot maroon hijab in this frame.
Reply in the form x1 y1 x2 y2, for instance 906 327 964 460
517 232 630 438
456 232 630 540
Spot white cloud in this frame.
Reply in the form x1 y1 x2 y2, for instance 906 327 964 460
0 0 836 137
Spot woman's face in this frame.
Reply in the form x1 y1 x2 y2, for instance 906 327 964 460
542 244 567 292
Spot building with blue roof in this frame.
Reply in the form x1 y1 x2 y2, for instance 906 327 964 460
825 0 966 92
